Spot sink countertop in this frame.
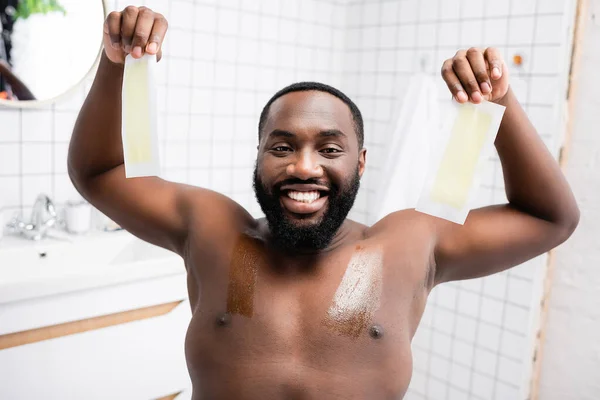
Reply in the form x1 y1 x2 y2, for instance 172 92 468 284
0 229 185 305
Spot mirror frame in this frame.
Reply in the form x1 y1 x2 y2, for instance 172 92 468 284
0 0 108 109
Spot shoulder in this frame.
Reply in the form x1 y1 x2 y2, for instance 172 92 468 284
366 208 438 240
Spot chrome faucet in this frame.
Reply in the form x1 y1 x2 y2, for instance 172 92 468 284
6 194 58 241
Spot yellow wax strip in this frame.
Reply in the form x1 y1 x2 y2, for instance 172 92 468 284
430 105 492 209
123 58 152 164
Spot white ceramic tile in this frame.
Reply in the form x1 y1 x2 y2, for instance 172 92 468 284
507 277 534 307
399 0 418 23
53 111 78 142
419 0 438 22
440 0 461 20
164 144 188 168
535 16 565 45
512 0 538 15
21 175 53 206
509 17 535 45
0 144 20 175
191 89 214 115
189 168 210 188
211 143 232 168
455 315 477 343
527 106 555 134
280 1 298 19
193 32 216 61
170 0 194 30
235 92 256 116
363 2 379 25
195 4 217 33
504 304 530 333
280 21 298 44
531 46 564 74
432 330 453 358
54 85 86 111
22 144 52 175
166 115 190 142
380 1 399 25
261 0 280 17
218 8 239 36
485 1 510 17
474 347 498 376
216 36 238 63
190 115 213 142
168 29 194 58
408 370 427 394
427 377 447 399
211 168 231 193
213 116 235 141
21 110 53 142
471 372 495 399
0 177 20 208
417 23 437 47
529 76 559 105
480 296 505 326
461 0 484 19
163 169 188 184
450 362 471 390
498 356 522 385
0 110 21 143
169 58 193 86
192 60 215 88
484 18 508 46
438 22 460 47
167 87 192 113
53 143 69 174
240 12 260 40
477 322 502 352
260 16 279 42
397 25 416 47
538 0 567 14
452 340 475 366
495 382 521 399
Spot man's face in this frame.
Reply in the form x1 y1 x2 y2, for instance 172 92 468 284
253 90 366 251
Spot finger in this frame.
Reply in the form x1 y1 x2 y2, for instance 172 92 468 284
104 11 122 50
146 14 168 57
441 59 468 103
453 51 482 103
120 6 140 53
466 47 492 96
130 7 155 58
484 47 504 80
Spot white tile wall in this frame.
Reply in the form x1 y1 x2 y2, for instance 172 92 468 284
0 0 577 398
338 1 576 399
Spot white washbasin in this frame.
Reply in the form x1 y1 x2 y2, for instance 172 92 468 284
0 230 183 304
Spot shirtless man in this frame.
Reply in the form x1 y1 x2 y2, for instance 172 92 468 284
67 6 580 399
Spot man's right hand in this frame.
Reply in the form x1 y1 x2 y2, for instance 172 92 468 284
103 6 168 65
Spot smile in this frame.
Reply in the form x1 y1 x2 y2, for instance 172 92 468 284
280 187 330 215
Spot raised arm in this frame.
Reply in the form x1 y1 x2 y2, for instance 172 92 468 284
68 6 250 255
0 60 36 101
432 47 579 284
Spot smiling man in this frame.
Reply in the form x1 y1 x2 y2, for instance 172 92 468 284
68 6 580 400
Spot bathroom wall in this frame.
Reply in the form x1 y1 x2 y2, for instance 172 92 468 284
338 1 578 399
0 0 350 223
538 0 600 398
0 0 582 399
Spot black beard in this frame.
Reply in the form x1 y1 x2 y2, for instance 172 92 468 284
253 165 361 252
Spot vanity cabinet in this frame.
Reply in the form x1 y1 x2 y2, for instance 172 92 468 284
0 271 193 400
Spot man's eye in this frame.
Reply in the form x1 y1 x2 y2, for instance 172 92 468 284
322 148 341 154
273 146 292 152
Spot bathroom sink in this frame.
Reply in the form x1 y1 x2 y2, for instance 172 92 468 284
0 231 182 304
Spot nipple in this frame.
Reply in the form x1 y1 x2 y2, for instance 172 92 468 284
216 312 231 327
369 325 384 339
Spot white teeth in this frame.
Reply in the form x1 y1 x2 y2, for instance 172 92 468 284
287 190 321 203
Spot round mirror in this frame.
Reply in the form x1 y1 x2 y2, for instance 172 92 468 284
0 0 105 107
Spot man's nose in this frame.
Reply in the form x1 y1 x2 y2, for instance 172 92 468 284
286 150 323 180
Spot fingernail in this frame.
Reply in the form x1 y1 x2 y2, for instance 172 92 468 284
493 67 501 78
481 82 491 93
133 46 142 57
456 91 468 102
111 42 120 50
471 92 482 102
124 44 132 53
147 42 158 54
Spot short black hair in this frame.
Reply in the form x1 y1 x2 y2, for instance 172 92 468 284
258 82 364 148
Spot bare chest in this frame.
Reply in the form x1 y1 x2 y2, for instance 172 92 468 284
183 235 432 398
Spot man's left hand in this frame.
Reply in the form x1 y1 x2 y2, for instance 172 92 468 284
441 47 510 104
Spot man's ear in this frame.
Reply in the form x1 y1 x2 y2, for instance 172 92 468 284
358 148 367 178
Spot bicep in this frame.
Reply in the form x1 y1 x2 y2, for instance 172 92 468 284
75 165 194 254
433 204 572 285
